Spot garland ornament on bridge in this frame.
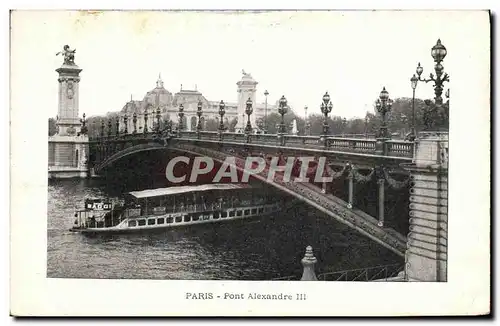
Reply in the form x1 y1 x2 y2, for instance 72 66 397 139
323 161 349 179
352 167 375 183
277 95 288 146
415 39 450 131
321 92 333 147
218 100 225 140
382 168 410 189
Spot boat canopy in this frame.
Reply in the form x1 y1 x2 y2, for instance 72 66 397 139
127 184 252 199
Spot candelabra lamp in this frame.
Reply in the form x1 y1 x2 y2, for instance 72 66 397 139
375 87 393 155
414 39 450 131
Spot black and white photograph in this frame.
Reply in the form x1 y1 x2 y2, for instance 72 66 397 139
9 8 490 316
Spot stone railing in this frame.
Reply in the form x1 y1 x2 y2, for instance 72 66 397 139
386 140 414 157
90 130 415 158
326 137 378 153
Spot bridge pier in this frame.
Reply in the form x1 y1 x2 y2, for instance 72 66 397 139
403 132 448 281
48 51 88 179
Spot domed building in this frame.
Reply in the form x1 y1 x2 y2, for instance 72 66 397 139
119 71 277 133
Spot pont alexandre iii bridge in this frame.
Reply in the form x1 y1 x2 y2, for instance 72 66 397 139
85 98 448 266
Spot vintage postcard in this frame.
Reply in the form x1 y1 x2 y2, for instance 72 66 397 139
10 9 490 316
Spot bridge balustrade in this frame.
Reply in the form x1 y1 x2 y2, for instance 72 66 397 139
386 140 413 157
326 137 378 153
90 130 415 171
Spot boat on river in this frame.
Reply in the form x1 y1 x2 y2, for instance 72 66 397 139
69 184 283 234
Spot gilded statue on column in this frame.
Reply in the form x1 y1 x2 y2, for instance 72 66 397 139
56 45 76 65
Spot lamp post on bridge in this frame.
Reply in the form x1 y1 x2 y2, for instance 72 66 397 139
143 109 148 134
244 97 253 135
414 39 450 131
375 87 393 155
409 74 418 141
156 107 161 134
100 120 105 138
264 90 269 133
123 114 128 134
178 104 184 134
107 119 112 138
278 95 288 146
218 100 225 141
321 92 333 147
132 112 137 134
115 116 120 137
244 98 253 144
196 99 203 138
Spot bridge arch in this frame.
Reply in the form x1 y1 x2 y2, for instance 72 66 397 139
94 142 168 174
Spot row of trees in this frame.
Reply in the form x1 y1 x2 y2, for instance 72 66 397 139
48 97 449 137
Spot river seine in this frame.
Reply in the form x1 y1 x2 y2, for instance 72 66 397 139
47 179 402 280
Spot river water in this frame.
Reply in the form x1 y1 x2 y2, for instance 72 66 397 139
47 179 402 280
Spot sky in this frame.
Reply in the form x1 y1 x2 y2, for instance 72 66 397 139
10 10 484 119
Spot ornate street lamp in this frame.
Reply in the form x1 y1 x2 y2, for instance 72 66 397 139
409 74 418 140
320 92 333 137
375 87 393 140
218 100 226 135
244 97 253 134
115 115 120 137
178 104 184 132
107 119 112 138
123 114 128 134
144 109 149 133
264 90 269 133
100 119 105 138
132 112 137 134
414 39 450 130
156 107 161 134
278 95 288 134
196 100 203 135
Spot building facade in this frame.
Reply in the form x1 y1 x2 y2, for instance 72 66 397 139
119 72 278 133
